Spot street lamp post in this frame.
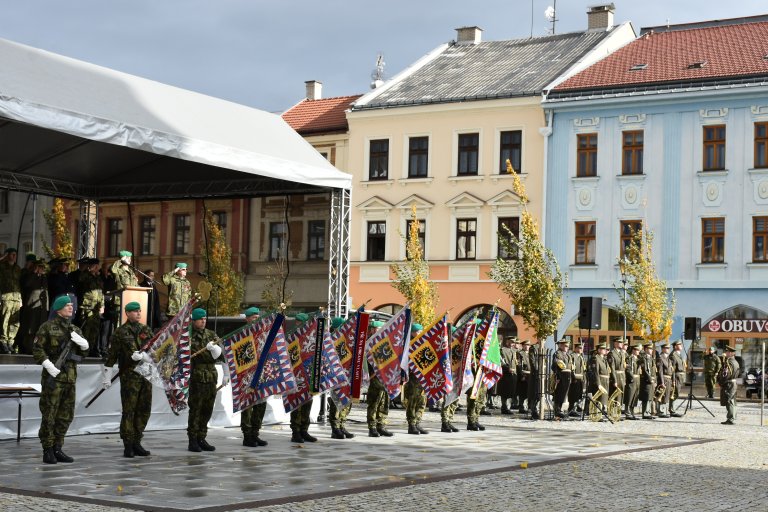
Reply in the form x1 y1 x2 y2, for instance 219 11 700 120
619 257 629 341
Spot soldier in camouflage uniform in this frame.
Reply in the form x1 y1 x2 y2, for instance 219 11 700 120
105 301 154 457
552 338 572 419
187 308 223 452
466 334 487 431
366 320 393 437
240 307 269 448
110 250 138 314
703 346 721 399
405 323 429 435
162 262 192 318
719 345 739 424
329 316 354 440
0 248 22 354
289 313 318 443
33 295 89 464
669 340 687 417
19 257 48 355
78 258 105 357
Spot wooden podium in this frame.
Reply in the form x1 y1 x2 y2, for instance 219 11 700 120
119 286 152 325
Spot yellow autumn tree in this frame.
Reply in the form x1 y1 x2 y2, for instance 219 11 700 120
200 209 244 316
390 205 439 326
615 230 675 341
42 198 74 264
489 160 566 341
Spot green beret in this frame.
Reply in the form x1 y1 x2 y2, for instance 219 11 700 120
370 320 385 328
25 253 37 262
5 247 17 254
125 301 141 312
52 295 72 311
191 308 207 321
295 313 309 323
175 262 187 269
411 323 423 333
331 317 344 329
119 250 132 258
244 307 260 317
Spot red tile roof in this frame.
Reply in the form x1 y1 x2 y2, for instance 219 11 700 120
282 95 362 135
555 20 768 92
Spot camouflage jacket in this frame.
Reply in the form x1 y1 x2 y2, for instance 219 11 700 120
79 272 104 311
0 261 21 296
703 352 722 375
162 272 192 316
106 320 154 371
111 260 138 291
32 316 87 384
189 327 222 383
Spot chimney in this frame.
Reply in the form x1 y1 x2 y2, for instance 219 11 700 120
305 80 322 100
455 26 483 45
587 3 615 31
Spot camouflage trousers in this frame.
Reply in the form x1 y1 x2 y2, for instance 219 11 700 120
187 379 216 439
0 296 21 350
290 401 312 433
241 402 267 437
366 377 389 429
328 399 352 429
119 372 152 442
79 309 102 353
38 379 76 449
466 384 487 424
440 398 459 423
404 378 426 426
705 373 717 397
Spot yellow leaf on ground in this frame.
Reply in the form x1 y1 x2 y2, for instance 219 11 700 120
520 462 528 469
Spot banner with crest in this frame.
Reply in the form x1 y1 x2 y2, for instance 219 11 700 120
134 298 195 413
478 311 503 389
443 318 479 404
408 314 452 406
366 306 411 400
223 313 295 412
317 328 350 405
282 317 320 413
330 308 369 405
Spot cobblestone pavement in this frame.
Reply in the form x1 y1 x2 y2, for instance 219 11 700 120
1 397 766 512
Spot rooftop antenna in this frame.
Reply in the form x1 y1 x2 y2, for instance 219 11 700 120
545 1 557 35
370 53 385 89
530 0 534 38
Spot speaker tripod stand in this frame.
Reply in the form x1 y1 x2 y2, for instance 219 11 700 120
682 370 715 417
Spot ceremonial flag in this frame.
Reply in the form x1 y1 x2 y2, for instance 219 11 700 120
224 313 295 412
317 328 350 405
443 318 478 404
282 317 320 413
330 308 368 405
408 314 452 406
366 306 411 400
478 311 503 389
133 298 195 413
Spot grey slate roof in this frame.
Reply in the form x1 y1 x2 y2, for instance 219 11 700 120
354 29 614 110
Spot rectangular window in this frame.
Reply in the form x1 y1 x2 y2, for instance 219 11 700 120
408 136 429 178
457 133 479 176
269 222 287 261
620 220 642 259
754 217 768 262
213 211 227 231
499 130 522 174
703 125 726 171
576 133 598 177
108 218 122 257
405 219 426 257
622 130 644 175
456 219 477 260
701 217 725 263
140 216 156 256
498 217 520 260
367 221 386 261
369 139 389 180
173 214 190 255
307 220 325 261
575 221 596 264
756 122 768 169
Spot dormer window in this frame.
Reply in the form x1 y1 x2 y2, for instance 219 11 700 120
629 63 647 71
687 60 707 69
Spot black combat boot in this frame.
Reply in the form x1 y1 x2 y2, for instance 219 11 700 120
254 435 268 446
368 428 380 438
476 423 486 431
198 438 216 451
340 427 354 439
42 447 57 464
331 428 345 439
133 441 150 456
407 424 420 435
53 445 73 463
441 422 453 433
291 431 304 443
188 437 202 452
123 440 135 458
416 424 429 434
449 423 459 432
467 423 479 431
300 431 318 442
243 436 258 447
376 427 393 437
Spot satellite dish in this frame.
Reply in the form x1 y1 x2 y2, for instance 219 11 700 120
544 6 556 22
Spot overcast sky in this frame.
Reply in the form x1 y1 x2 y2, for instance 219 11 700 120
2 1 766 113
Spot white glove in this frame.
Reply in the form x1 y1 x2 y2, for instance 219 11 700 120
142 352 153 364
206 341 222 359
42 359 60 378
121 256 130 264
101 365 112 389
220 364 230 385
71 331 89 350
131 351 143 362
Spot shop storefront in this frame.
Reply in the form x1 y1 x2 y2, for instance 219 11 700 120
701 305 768 372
